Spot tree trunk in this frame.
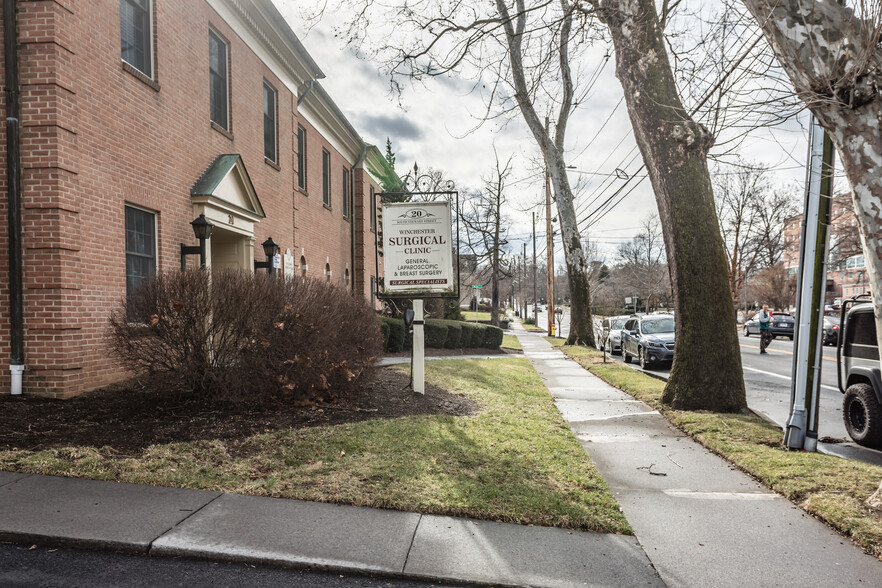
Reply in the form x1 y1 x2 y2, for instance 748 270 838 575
740 0 882 511
600 0 746 411
496 0 595 346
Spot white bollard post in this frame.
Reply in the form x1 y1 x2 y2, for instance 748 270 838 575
413 299 425 394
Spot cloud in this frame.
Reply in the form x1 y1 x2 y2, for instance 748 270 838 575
357 113 424 143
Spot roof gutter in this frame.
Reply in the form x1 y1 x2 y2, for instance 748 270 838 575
5 0 24 395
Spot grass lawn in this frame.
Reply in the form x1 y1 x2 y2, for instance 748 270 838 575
460 311 492 322
501 334 522 351
0 358 630 534
550 341 882 558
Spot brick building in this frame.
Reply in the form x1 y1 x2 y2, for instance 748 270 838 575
782 193 869 303
1 0 388 397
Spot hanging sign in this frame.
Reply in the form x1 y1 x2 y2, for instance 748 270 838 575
381 201 455 296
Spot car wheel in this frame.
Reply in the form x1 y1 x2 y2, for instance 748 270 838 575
789 335 794 340
623 351 632 364
843 383 882 448
743 325 750 337
639 348 650 370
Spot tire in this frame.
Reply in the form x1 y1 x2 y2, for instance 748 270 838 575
743 326 749 337
789 335 794 340
843 383 882 447
639 348 651 370
624 350 633 364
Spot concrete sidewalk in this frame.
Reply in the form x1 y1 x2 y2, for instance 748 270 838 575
512 323 881 587
0 471 660 587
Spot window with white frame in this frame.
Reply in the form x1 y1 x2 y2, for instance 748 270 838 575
263 81 277 163
209 29 229 130
297 125 307 190
322 149 331 206
125 205 156 301
120 0 153 77
342 168 350 218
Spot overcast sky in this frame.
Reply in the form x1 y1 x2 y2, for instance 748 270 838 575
276 1 813 265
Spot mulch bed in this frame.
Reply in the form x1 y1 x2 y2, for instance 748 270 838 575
0 361 481 455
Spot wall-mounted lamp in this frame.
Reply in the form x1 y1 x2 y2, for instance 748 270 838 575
180 214 214 270
254 237 279 274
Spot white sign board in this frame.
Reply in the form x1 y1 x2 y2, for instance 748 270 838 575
382 201 455 296
625 297 632 305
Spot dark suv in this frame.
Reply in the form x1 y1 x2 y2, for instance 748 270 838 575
837 297 882 447
622 313 675 369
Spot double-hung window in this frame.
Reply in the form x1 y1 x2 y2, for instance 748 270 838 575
342 168 350 218
209 29 229 130
370 186 376 231
297 125 307 190
263 81 277 163
120 0 152 78
322 149 331 207
125 205 156 302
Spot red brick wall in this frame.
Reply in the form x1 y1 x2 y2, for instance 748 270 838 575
0 0 365 397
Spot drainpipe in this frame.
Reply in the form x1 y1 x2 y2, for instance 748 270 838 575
350 144 367 293
5 0 24 395
296 80 315 106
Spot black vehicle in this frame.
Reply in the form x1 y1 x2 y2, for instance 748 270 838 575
822 315 840 346
621 314 675 370
743 311 795 339
837 297 882 447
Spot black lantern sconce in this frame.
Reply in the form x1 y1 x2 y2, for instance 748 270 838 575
254 237 280 274
180 214 214 270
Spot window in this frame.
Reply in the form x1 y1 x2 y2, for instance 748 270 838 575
342 168 350 218
296 125 307 190
263 81 277 163
322 149 331 206
209 29 229 130
300 255 307 277
120 0 152 77
125 205 156 302
370 186 376 231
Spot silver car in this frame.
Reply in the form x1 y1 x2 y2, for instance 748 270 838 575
598 315 630 355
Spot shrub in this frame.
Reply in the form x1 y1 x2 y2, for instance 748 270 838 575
442 321 462 348
108 270 383 404
380 320 391 350
523 316 536 325
481 324 504 349
381 317 405 352
424 320 449 348
459 322 478 347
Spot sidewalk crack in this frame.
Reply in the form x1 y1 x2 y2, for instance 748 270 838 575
146 492 224 556
401 513 423 573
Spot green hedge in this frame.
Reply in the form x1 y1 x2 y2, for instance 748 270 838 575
379 317 503 351
380 317 405 352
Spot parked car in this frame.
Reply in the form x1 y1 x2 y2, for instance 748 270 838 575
598 315 630 356
837 298 882 447
621 314 675 369
743 312 795 339
822 315 840 346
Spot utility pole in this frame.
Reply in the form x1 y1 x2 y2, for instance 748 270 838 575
522 243 527 319
545 116 554 336
785 116 834 452
532 212 538 325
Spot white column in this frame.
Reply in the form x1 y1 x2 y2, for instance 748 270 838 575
413 299 425 394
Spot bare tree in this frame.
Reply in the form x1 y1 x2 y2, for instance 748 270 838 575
615 215 669 311
739 0 882 507
460 150 515 326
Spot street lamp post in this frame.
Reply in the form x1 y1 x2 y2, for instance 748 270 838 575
180 214 214 270
254 237 280 274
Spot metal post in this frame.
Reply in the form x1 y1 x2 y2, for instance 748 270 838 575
413 299 425 394
785 115 832 451
532 212 538 325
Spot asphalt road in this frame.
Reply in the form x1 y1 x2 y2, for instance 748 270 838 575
0 544 467 588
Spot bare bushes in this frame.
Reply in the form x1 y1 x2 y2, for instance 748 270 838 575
108 270 382 404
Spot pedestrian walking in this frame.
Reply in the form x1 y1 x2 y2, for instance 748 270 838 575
758 304 773 354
